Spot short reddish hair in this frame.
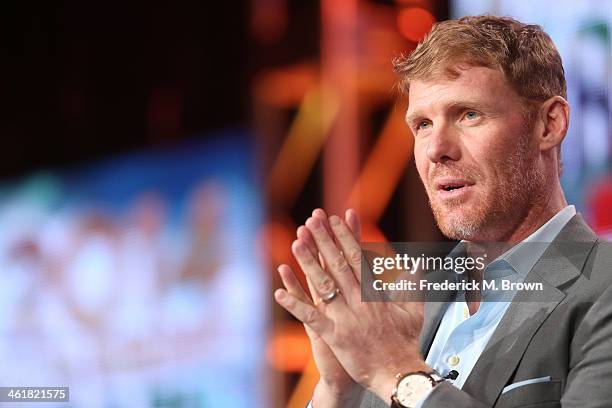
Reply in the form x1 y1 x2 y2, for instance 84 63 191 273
394 15 567 103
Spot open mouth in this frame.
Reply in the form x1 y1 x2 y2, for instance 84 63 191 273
435 179 475 195
442 184 465 192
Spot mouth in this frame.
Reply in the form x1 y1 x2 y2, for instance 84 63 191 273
435 178 475 198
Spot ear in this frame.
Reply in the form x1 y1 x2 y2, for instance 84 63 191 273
537 96 570 152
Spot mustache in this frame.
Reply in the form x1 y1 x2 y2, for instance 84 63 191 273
428 163 482 184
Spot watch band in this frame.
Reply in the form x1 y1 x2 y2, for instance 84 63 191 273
430 372 444 383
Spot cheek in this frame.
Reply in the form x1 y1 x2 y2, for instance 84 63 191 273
413 146 429 184
462 129 508 174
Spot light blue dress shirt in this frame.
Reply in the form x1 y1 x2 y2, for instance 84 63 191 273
416 205 576 406
307 205 576 408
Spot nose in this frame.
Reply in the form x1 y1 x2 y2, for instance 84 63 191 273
426 122 461 163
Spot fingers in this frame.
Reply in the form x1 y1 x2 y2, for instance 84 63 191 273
329 215 362 283
305 207 359 255
297 225 315 254
274 288 329 334
292 239 347 308
298 225 328 269
305 276 323 304
277 264 312 304
297 226 325 303
305 217 358 295
313 208 334 266
296 207 363 300
345 208 361 241
313 208 335 238
313 207 361 241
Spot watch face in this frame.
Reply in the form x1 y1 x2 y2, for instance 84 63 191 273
396 374 433 407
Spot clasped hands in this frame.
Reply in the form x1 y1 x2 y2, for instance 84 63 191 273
274 209 430 407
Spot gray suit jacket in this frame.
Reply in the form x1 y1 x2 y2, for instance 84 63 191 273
359 214 612 408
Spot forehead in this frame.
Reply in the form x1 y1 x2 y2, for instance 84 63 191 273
406 66 521 118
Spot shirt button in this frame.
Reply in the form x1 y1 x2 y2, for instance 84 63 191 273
448 355 460 366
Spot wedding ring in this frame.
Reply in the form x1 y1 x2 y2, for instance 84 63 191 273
322 287 341 304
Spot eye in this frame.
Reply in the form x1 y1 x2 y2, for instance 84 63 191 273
417 120 431 131
464 111 479 120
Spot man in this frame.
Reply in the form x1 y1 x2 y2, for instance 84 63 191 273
274 15 612 407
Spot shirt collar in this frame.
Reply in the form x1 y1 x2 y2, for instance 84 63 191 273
449 205 577 278
500 205 576 277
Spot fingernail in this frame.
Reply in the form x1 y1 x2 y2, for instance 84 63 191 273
329 215 341 226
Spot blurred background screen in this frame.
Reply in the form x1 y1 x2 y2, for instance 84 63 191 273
0 133 268 407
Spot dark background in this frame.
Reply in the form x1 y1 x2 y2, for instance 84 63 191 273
0 1 450 181
1 1 255 179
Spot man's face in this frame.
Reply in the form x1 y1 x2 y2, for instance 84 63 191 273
407 66 544 241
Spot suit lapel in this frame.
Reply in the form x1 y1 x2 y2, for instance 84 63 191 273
461 215 598 406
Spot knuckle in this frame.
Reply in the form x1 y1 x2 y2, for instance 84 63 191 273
338 262 352 275
319 277 335 293
302 252 317 266
304 308 318 325
346 249 362 265
331 256 349 272
283 295 296 308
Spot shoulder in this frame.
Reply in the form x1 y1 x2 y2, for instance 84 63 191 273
585 239 612 276
565 239 612 341
575 239 612 295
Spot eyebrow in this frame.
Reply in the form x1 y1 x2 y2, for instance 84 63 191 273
405 112 427 127
405 99 491 125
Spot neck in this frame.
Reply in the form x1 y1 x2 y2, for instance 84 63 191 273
468 180 568 262
503 181 568 245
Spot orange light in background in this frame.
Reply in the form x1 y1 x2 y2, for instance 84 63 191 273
395 0 432 8
257 219 296 266
267 87 339 208
267 322 312 372
253 64 319 108
361 222 389 243
257 219 310 292
287 356 320 408
396 7 435 42
346 103 414 223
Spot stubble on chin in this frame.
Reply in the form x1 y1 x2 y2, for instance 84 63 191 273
429 189 489 241
424 161 488 241
427 134 545 242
